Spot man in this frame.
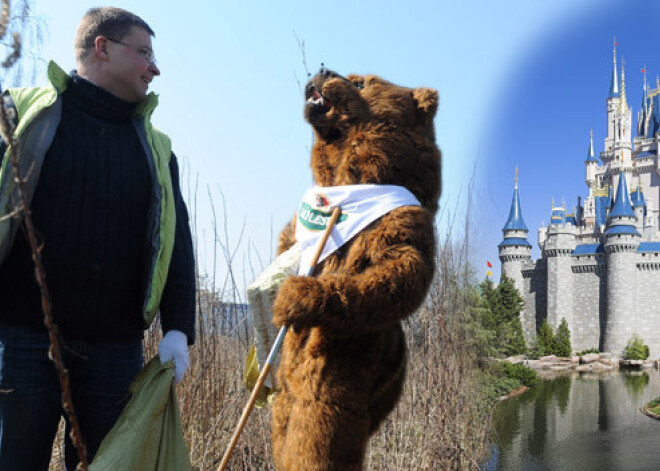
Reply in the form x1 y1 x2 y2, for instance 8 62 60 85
0 7 195 470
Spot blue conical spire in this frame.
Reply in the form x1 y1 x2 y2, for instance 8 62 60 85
638 67 648 137
608 39 620 99
609 173 635 218
502 168 528 231
586 129 598 162
630 186 646 208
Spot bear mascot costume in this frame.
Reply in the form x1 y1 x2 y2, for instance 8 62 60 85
271 67 441 471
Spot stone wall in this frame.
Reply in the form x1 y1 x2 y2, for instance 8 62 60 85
570 258 605 352
512 252 660 358
604 242 638 356
546 251 573 330
522 261 546 343
634 259 660 358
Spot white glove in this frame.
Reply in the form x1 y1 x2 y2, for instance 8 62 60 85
158 330 190 383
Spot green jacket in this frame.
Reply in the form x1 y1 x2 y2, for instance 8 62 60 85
0 61 176 325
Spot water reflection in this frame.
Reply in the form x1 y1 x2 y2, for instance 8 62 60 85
484 369 660 471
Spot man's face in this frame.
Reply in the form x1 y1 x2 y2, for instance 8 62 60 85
103 26 160 103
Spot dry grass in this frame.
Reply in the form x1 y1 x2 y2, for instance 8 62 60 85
171 245 489 471
175 224 490 470
47 221 491 471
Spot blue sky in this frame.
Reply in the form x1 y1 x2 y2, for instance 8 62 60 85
9 0 614 296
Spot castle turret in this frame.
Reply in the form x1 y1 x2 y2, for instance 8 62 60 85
544 199 577 331
637 67 649 137
603 172 640 356
498 169 533 339
630 186 646 234
585 129 598 186
584 130 599 227
603 43 633 176
617 61 633 170
605 40 620 154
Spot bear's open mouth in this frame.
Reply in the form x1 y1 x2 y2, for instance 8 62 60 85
305 85 333 112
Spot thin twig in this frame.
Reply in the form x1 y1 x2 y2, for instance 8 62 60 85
0 92 88 469
0 2 87 467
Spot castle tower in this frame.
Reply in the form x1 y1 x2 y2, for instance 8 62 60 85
603 172 640 356
637 67 649 137
498 169 533 339
617 61 633 171
584 130 599 227
543 199 577 331
605 40 620 154
631 186 646 234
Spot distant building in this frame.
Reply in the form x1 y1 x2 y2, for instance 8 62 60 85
499 44 660 358
197 289 251 338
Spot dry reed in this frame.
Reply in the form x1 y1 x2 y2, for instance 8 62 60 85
46 193 492 471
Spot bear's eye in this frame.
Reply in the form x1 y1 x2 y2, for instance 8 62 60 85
353 81 364 90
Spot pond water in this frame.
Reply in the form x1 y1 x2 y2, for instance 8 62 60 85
483 368 660 471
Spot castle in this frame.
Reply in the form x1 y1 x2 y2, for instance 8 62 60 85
499 44 660 358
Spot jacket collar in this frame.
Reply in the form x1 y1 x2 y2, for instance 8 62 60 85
47 59 159 117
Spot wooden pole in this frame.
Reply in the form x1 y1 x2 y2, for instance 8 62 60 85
217 206 341 471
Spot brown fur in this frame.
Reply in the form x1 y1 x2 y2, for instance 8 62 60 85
271 70 441 470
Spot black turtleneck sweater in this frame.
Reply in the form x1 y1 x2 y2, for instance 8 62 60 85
0 74 196 343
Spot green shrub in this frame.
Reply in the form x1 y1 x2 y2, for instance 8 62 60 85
529 319 573 358
526 344 541 360
530 319 554 358
489 361 539 388
648 397 660 416
577 348 600 356
553 318 572 357
478 371 522 400
622 334 650 360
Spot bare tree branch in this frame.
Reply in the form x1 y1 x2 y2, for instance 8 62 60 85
0 1 87 468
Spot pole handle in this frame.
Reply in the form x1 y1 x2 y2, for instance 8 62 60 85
218 206 341 471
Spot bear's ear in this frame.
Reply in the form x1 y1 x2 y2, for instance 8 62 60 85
413 87 438 122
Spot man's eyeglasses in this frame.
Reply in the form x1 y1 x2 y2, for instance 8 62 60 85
106 37 157 66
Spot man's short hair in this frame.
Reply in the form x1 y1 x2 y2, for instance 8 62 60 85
75 7 155 62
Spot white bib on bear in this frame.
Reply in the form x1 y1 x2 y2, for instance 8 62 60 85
295 184 421 275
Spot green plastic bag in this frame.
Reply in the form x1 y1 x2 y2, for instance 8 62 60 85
89 357 192 471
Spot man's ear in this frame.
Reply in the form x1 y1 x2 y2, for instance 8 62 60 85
93 36 110 62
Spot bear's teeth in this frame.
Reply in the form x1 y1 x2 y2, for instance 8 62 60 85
306 96 324 106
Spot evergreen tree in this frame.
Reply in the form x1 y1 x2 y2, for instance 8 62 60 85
553 318 572 357
507 317 527 356
461 285 499 363
535 319 555 357
478 278 498 333
479 276 527 357
495 276 526 356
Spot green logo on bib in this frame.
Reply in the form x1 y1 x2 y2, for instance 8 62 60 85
298 202 346 230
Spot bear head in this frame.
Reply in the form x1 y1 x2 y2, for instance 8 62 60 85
304 67 441 214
